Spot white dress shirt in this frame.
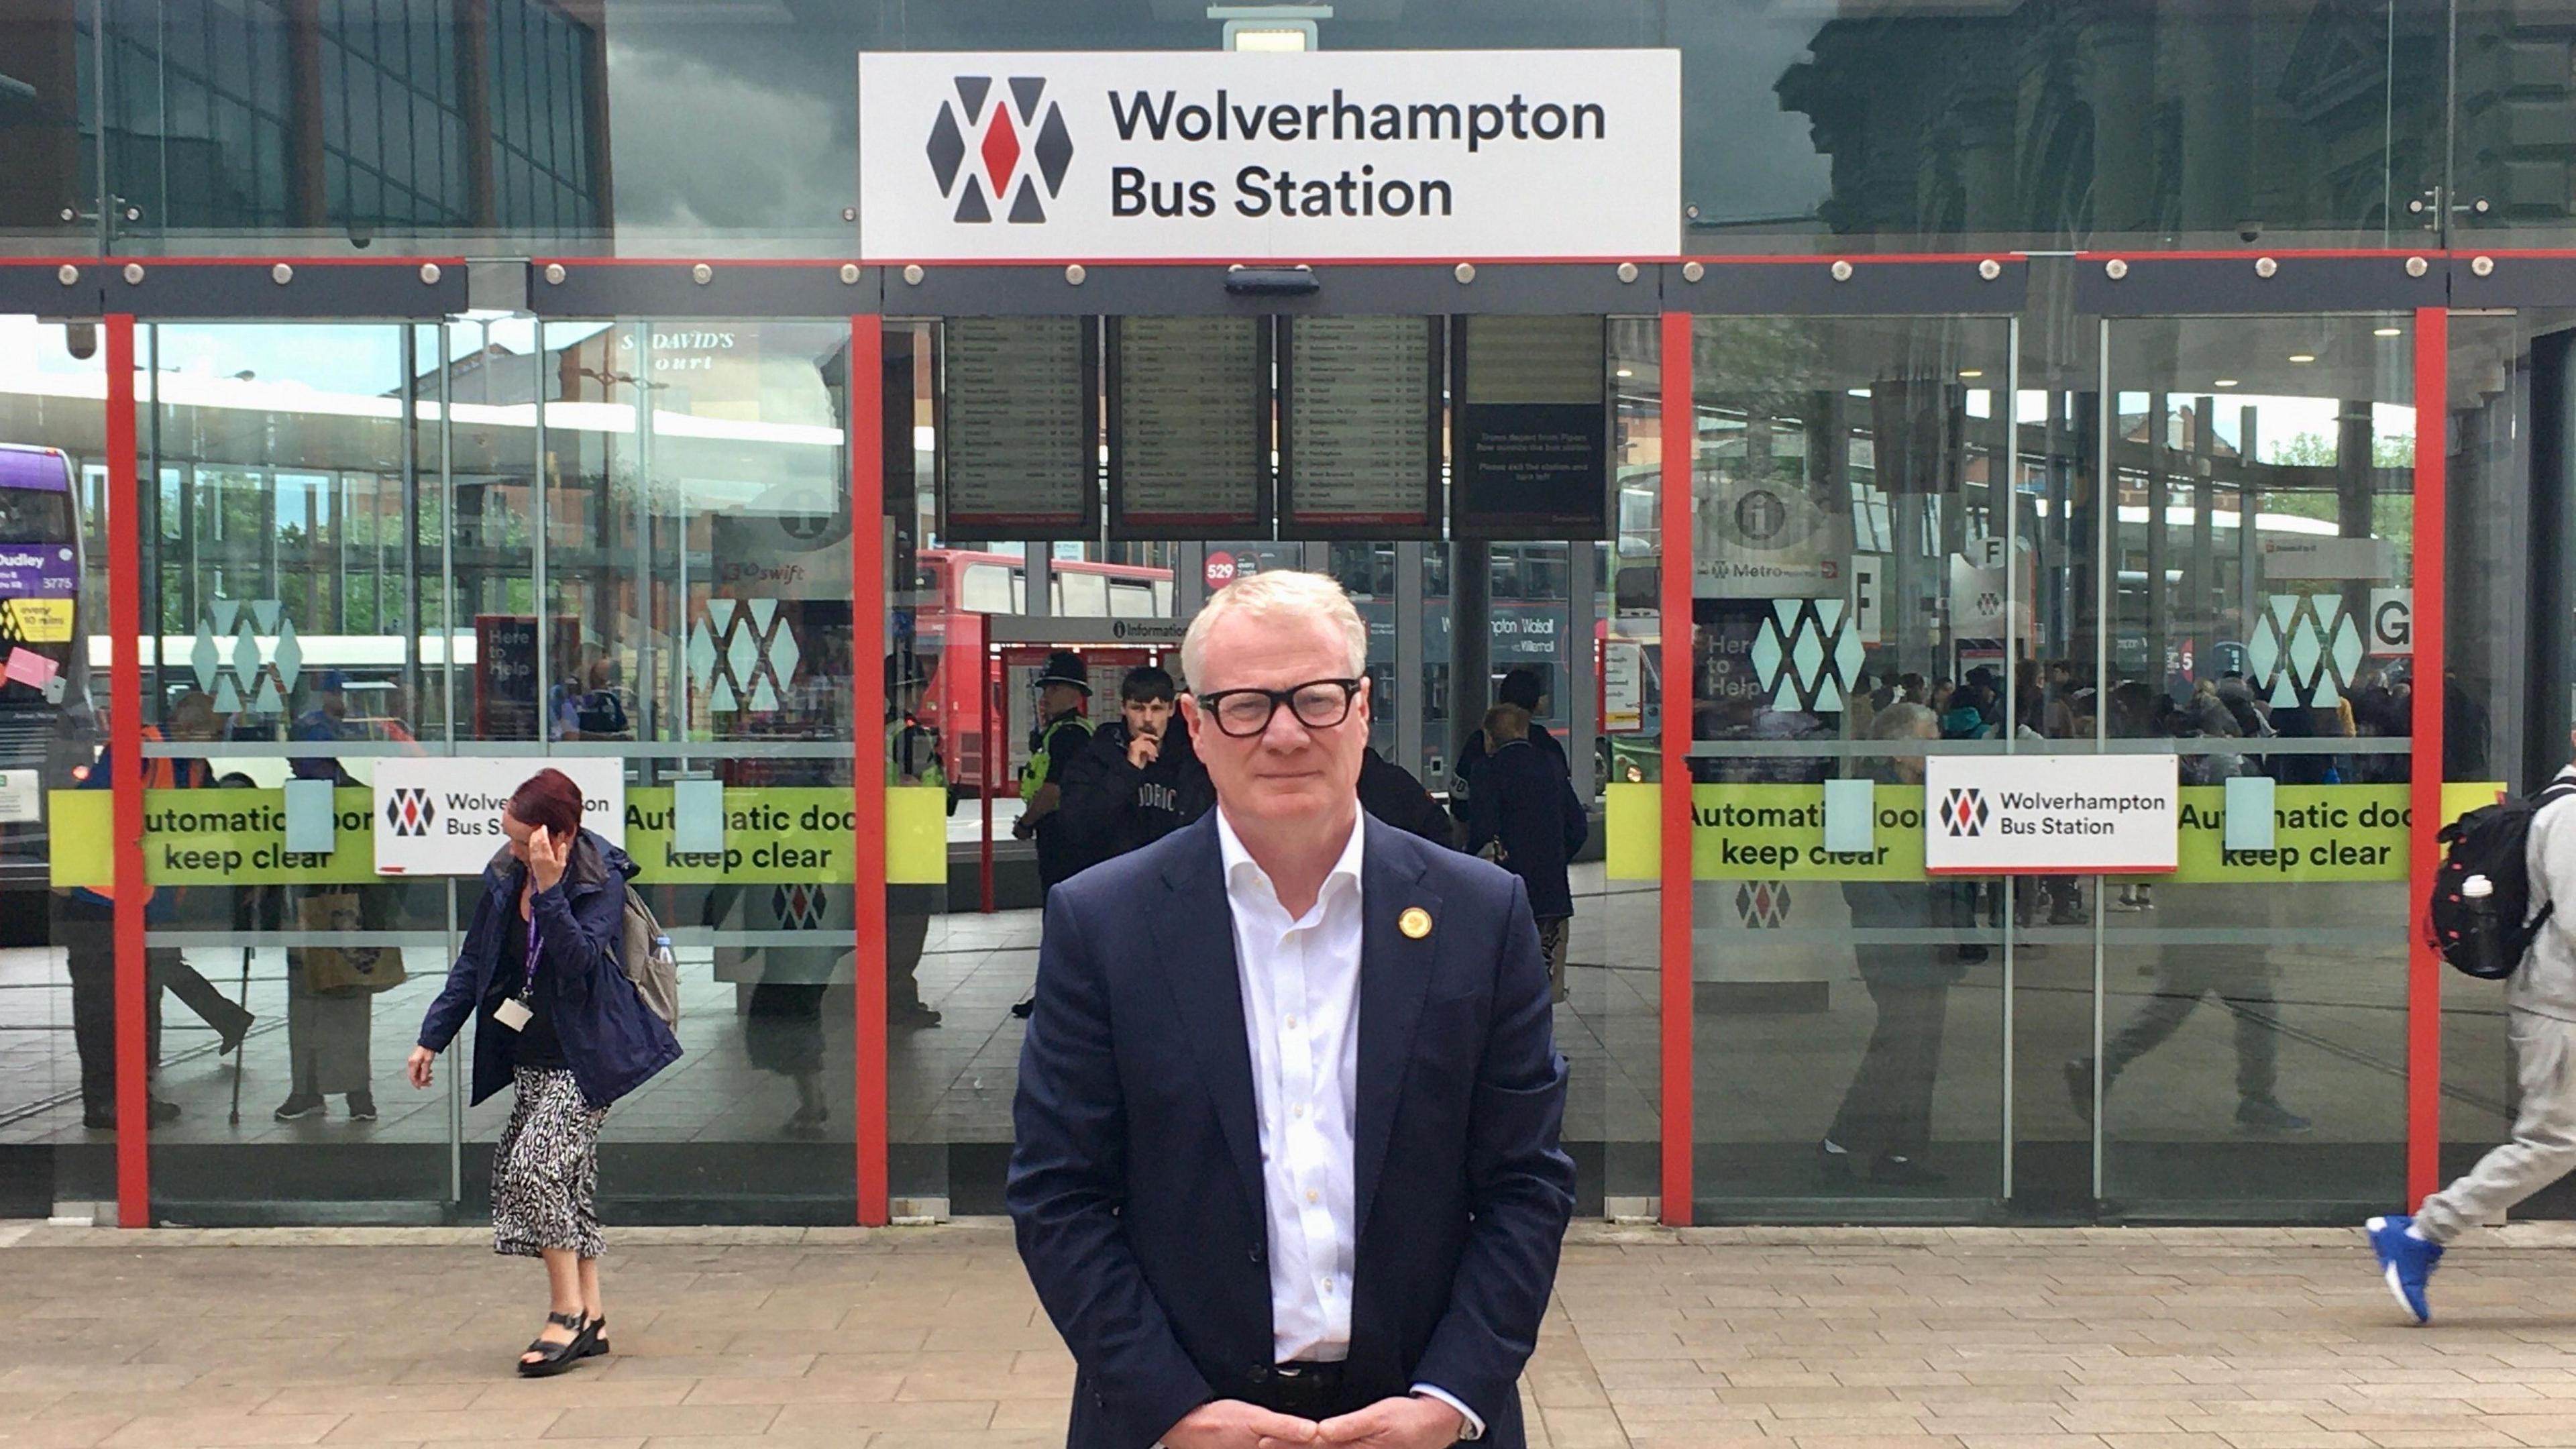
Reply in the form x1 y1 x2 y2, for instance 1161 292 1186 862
1214 808 1483 1440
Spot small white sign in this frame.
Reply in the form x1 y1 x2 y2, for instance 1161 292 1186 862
2261 535 2392 581
2369 587 2412 654
1851 555 1883 647
374 757 626 876
1602 639 1644 733
858 49 1682 261
0 768 38 824
1923 754 2178 876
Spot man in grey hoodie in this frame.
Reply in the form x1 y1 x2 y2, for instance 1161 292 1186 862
2367 745 2576 1323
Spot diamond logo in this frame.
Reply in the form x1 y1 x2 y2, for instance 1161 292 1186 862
1735 880 1793 928
385 787 436 838
1939 788 1989 838
1751 598 1860 713
929 76 1069 224
2251 592 2364 708
687 597 802 716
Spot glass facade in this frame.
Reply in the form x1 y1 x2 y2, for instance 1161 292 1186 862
0 0 2559 1230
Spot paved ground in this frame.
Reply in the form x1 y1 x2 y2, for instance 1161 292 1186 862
9 1221 2576 1448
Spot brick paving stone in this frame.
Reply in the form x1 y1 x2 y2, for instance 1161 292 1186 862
11 1224 2576 1447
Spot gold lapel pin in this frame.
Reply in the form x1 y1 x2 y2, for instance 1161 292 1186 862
1398 906 1433 940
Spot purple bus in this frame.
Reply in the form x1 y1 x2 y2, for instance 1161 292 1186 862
0 444 93 899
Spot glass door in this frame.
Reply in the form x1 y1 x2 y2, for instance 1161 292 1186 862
1684 313 2015 1220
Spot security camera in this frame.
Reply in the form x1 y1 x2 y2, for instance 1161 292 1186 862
2238 225 2261 244
64 322 95 360
349 222 374 250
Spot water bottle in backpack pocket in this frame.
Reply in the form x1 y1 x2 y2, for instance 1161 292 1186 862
2426 783 2576 979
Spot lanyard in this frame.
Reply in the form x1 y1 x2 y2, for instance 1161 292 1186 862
517 894 541 1001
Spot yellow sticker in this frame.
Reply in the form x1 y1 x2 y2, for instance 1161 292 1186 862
1605 779 2509 884
1399 906 1432 939
1 598 72 643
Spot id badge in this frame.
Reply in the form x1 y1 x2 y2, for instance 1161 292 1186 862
493 998 533 1032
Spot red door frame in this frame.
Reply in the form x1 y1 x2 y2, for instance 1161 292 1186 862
107 315 148 1228
851 317 892 1226
2407 307 2449 1208
1658 311 1695 1224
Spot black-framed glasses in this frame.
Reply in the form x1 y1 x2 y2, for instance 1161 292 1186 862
1195 678 1363 738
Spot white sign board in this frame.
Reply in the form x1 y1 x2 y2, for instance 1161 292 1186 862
1923 754 2178 876
2369 587 2412 654
374 757 627 876
2261 535 2392 581
858 50 1681 260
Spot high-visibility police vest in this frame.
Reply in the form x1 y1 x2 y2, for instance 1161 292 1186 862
1019 714 1092 803
889 717 945 789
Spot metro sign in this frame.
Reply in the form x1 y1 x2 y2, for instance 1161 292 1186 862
926 76 1075 223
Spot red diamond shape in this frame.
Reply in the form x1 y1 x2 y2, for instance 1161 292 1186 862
981 106 1021 197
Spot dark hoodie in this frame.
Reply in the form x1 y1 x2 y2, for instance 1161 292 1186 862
1056 714 1215 873
415 828 681 1108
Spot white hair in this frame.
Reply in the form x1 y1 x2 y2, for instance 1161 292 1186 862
1180 570 1368 687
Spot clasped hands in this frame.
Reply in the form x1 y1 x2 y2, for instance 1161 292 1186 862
1165 1394 1464 1449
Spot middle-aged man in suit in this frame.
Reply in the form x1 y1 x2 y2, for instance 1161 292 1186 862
1008 569 1576 1449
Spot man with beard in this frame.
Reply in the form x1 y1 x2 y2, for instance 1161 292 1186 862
1057 665 1214 870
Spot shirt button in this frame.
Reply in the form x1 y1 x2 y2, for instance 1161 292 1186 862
1285 1015 1299 1029
1293 1104 1305 1119
1306 1189 1319 1203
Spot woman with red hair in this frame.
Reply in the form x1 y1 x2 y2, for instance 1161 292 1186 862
407 768 680 1376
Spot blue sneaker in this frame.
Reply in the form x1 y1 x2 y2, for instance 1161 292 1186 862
2366 1214 2443 1324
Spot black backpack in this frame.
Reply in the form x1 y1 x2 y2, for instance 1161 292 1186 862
2427 782 2576 979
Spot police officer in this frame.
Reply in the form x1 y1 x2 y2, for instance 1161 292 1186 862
1008 651 1093 1022
886 653 944 1030
1010 651 1094 895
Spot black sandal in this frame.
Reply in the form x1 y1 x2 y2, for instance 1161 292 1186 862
517 1310 593 1377
582 1316 610 1358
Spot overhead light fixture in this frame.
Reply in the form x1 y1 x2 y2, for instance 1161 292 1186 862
1211 3 1330 50
1615 368 1634 378
1847 387 1870 398
2288 354 2316 364
1957 369 1983 379
2374 327 2403 337
2214 379 2239 388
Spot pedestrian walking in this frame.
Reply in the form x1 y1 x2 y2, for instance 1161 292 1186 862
1465 702 1589 1002
1449 665 1568 822
2370 733 2576 1322
1009 570 1574 1449
406 769 682 1376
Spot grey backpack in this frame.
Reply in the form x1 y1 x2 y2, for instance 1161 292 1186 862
618 886 680 1028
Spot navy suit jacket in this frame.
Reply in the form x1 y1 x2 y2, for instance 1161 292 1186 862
1007 810 1576 1449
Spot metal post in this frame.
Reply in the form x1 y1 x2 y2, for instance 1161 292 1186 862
533 332 551 745
1568 538 1599 800
1999 317 2020 1201
1451 541 1491 774
632 322 657 750
1395 541 1426 779
1026 544 1051 617
2091 318 2111 1203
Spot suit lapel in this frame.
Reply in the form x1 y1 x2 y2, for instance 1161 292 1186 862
1149 814 1265 1219
1354 817 1438 1238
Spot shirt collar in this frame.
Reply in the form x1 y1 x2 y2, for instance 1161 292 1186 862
1215 804 1365 918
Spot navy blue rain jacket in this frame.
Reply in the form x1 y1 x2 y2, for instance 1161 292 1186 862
415 830 680 1108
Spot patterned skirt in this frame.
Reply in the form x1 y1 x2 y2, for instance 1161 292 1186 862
492 1067 608 1259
